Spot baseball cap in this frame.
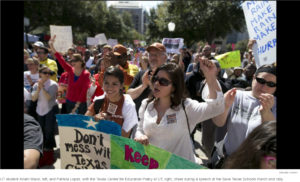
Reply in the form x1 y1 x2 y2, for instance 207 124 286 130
34 41 44 47
234 67 243 71
113 44 127 56
146 43 166 52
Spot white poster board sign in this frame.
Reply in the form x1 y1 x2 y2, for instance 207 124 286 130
50 25 73 53
95 33 108 45
87 37 100 46
162 38 184 54
107 39 118 48
242 1 276 68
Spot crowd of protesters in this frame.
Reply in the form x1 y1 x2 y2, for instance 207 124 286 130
24 36 276 169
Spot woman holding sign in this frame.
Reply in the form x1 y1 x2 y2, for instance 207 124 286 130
49 35 90 115
85 66 138 138
135 61 225 164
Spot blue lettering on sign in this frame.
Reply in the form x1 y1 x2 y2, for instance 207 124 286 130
265 26 273 35
253 35 261 41
266 5 272 13
251 7 257 15
257 38 276 55
260 22 266 29
256 5 261 11
260 32 267 39
268 13 276 22
261 10 267 18
257 15 263 22
250 18 258 27
254 27 260 34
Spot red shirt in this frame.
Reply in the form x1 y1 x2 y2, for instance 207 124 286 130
58 72 69 85
55 52 90 103
91 73 104 102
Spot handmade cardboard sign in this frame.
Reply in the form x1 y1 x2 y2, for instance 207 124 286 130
56 115 207 169
50 25 73 53
242 1 276 67
162 38 184 54
215 50 241 69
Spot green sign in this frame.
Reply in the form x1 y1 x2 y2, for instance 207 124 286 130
215 50 241 69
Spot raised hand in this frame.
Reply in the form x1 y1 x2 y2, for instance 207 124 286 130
199 57 216 77
224 88 237 108
259 93 275 113
134 135 149 146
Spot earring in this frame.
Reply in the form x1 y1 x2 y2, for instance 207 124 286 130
171 93 174 98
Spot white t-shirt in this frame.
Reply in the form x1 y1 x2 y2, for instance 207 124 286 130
135 83 224 163
93 94 138 133
85 57 94 68
224 91 277 156
24 71 39 96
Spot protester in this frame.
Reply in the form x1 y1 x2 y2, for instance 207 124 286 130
30 41 44 58
135 61 224 164
94 45 112 74
24 49 30 71
85 66 138 138
24 58 40 117
49 35 90 114
180 46 191 73
138 51 149 71
243 63 257 87
225 67 244 80
186 53 201 77
37 46 58 82
127 43 168 139
242 52 249 68
86 75 97 107
210 64 277 168
31 66 58 167
84 50 94 69
222 120 276 169
24 89 43 169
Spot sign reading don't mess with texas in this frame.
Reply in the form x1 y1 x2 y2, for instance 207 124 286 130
56 115 207 169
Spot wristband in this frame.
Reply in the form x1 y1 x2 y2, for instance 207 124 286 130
75 104 80 107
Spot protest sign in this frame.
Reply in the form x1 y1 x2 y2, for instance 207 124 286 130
215 50 241 69
87 37 100 46
95 33 108 45
108 39 118 48
133 40 140 45
50 25 73 53
57 115 207 169
56 115 122 169
56 84 67 104
162 38 184 54
242 1 276 67
140 41 146 46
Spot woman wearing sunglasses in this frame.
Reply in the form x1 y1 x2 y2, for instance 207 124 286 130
222 120 276 169
31 66 58 167
134 61 225 164
49 35 90 115
85 66 138 138
210 64 277 168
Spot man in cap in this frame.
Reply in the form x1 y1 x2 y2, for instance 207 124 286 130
127 42 168 139
226 66 244 80
30 41 44 58
37 46 58 82
97 45 134 93
113 45 139 78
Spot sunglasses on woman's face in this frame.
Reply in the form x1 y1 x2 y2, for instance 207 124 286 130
255 76 276 87
151 76 172 86
41 71 54 76
70 59 80 63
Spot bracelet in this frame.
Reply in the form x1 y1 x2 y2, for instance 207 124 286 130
75 104 80 107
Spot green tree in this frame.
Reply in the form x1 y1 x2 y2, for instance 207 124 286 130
146 1 246 47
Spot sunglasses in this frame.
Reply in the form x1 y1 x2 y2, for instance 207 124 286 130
263 155 276 168
37 52 46 54
151 76 172 86
255 76 276 87
70 59 81 63
41 71 54 76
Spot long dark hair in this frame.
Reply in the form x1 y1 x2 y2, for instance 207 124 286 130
222 121 276 169
147 62 186 110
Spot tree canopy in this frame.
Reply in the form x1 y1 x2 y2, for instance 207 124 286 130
145 1 246 47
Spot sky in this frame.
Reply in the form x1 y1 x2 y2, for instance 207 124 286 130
107 1 163 13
